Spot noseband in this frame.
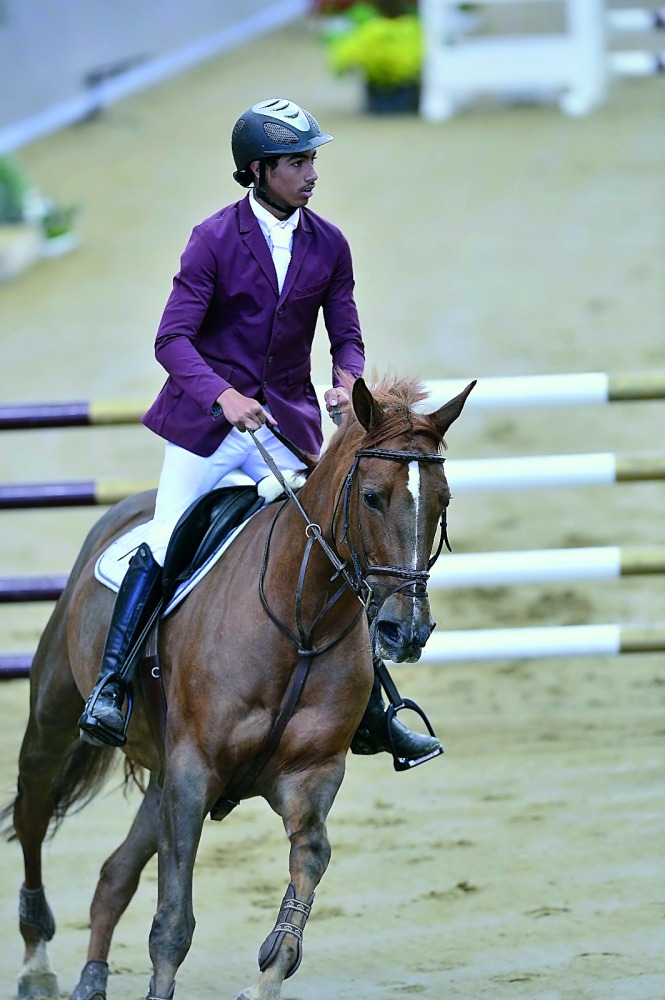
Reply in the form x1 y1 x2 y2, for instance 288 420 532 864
336 446 450 606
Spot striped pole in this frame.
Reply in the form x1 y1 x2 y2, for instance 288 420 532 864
2 545 665 604
412 624 665 663
1 372 665 430
447 452 665 492
0 399 147 430
2 453 664 508
0 575 68 603
431 546 665 588
4 624 664 677
421 372 665 411
0 654 33 679
0 479 155 509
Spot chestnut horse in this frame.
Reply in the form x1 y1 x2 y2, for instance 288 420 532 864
7 374 474 1000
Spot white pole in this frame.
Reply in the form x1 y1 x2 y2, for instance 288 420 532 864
446 453 618 491
445 453 665 491
402 624 665 663
431 546 622 587
410 625 624 662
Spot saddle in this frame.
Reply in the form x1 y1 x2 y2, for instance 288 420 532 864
161 485 264 606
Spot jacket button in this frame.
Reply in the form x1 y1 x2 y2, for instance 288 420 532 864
277 305 284 315
267 355 273 364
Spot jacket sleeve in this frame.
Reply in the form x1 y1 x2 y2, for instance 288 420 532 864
322 233 365 387
153 227 230 414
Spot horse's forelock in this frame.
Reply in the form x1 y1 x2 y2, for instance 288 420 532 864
335 371 443 450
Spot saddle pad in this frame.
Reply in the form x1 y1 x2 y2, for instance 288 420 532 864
94 516 253 617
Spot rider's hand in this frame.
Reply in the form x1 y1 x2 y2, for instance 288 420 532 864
324 387 351 425
216 388 276 432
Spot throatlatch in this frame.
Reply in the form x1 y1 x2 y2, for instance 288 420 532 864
258 882 315 979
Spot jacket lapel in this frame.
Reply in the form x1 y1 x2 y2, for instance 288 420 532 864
280 210 312 302
238 195 278 296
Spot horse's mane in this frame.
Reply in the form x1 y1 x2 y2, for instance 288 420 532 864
332 371 445 452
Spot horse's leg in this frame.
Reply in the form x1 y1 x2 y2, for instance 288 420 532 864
69 771 162 1000
12 614 91 1000
146 748 213 1000
238 761 346 1000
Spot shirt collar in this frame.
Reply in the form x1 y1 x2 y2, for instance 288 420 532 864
249 191 299 237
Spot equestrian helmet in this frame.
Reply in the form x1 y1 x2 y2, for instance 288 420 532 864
231 98 333 186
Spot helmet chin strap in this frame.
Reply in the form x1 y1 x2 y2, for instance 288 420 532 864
255 161 297 219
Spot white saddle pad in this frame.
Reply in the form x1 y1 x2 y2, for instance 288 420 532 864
94 516 253 618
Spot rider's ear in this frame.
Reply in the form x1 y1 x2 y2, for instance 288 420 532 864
352 378 383 431
428 380 476 438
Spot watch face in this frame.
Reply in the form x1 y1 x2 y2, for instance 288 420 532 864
211 402 223 419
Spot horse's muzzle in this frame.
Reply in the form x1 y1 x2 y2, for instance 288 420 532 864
373 595 435 664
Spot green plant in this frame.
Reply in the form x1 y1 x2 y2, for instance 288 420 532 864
0 156 80 240
327 7 423 89
0 157 30 224
41 201 80 239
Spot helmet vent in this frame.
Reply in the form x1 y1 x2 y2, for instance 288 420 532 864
232 119 245 139
263 122 299 145
304 111 321 135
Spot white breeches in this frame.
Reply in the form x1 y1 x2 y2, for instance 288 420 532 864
143 422 306 565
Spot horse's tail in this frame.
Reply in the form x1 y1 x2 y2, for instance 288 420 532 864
1 743 145 842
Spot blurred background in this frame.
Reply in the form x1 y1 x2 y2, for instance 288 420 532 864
0 4 664 997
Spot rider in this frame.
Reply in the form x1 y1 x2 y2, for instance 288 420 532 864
78 98 441 765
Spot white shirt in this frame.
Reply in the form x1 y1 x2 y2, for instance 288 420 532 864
249 192 299 292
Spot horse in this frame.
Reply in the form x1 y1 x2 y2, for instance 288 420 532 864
5 373 475 1000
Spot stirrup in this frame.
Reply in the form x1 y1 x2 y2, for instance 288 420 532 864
386 698 444 771
79 677 134 748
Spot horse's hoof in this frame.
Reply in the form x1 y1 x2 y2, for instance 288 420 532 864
17 970 60 1000
69 959 108 1000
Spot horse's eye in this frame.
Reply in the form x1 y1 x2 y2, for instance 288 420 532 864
362 488 382 512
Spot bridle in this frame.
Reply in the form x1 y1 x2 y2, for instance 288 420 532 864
334 446 450 612
250 431 450 643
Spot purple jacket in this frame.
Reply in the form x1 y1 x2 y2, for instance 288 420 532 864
142 194 365 458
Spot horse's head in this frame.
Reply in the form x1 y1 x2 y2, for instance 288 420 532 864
332 375 475 663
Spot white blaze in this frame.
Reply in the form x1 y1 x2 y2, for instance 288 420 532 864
406 461 421 570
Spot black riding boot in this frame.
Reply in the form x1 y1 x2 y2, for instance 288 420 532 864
78 544 163 748
351 668 443 765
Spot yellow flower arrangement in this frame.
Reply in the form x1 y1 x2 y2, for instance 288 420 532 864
327 11 423 90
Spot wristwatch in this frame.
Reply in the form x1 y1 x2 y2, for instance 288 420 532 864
211 401 223 419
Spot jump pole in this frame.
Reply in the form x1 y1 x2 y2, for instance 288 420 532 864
431 546 665 588
4 625 664 676
2 545 665 604
1 372 665 430
3 452 664 508
414 624 665 663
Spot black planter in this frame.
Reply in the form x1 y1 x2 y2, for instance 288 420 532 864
365 81 420 114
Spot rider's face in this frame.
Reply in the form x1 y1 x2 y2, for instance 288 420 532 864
254 151 318 215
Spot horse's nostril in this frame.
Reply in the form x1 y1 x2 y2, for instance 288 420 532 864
377 621 401 645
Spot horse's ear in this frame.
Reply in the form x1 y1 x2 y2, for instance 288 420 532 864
352 377 383 431
428 380 477 438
